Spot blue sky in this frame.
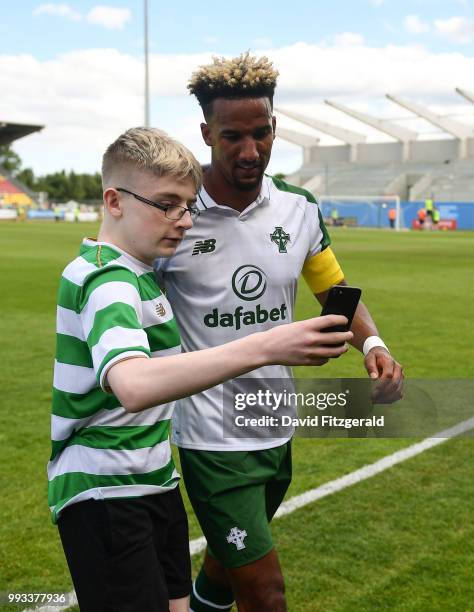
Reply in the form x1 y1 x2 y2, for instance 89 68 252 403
3 0 474 58
2 0 474 175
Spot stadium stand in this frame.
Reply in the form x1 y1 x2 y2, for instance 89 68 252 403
287 160 464 201
278 89 474 205
0 121 43 209
0 121 43 147
0 169 36 206
428 159 474 201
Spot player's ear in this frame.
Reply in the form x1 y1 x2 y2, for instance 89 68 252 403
272 116 276 140
201 123 212 147
103 188 123 218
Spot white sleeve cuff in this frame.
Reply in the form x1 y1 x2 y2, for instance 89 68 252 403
100 350 150 392
363 336 389 356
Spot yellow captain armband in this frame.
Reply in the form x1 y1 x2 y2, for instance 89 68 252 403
302 247 344 294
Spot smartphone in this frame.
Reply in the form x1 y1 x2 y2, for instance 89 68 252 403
320 285 362 333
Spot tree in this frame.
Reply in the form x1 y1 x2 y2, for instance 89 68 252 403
36 171 69 201
16 167 35 189
69 171 86 201
0 145 22 175
82 173 102 200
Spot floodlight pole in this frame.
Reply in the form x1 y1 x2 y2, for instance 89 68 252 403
144 0 150 127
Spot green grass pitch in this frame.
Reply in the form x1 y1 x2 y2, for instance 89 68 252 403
0 222 473 611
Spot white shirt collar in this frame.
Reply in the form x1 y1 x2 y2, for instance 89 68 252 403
197 176 271 214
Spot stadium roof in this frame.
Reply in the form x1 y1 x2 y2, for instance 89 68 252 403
0 121 43 147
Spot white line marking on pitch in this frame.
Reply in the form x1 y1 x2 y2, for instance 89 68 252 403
28 417 474 612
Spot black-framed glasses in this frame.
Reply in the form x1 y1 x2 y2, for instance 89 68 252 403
116 187 200 221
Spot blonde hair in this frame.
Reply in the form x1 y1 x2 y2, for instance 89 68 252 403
102 127 202 190
188 52 279 116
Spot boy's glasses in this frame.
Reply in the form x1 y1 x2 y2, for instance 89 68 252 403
116 187 200 221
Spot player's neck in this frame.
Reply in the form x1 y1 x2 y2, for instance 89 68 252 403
203 167 261 213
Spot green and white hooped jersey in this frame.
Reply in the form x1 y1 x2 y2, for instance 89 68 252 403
156 175 331 451
48 239 181 523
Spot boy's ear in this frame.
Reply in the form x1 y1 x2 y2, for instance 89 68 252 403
103 188 123 218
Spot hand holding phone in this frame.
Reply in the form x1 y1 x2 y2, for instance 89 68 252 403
320 285 362 334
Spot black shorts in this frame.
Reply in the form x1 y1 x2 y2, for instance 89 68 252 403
58 486 191 612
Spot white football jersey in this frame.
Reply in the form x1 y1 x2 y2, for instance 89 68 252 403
155 175 332 451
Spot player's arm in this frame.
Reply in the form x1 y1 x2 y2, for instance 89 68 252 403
302 248 403 382
107 315 353 413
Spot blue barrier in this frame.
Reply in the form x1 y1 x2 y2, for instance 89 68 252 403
401 201 474 230
320 200 474 230
28 210 55 219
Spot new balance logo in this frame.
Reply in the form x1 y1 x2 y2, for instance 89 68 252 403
155 303 166 317
192 239 216 255
227 526 247 550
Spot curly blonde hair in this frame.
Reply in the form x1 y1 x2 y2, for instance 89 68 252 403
188 52 279 116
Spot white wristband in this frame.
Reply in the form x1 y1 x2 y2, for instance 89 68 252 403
363 336 389 356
